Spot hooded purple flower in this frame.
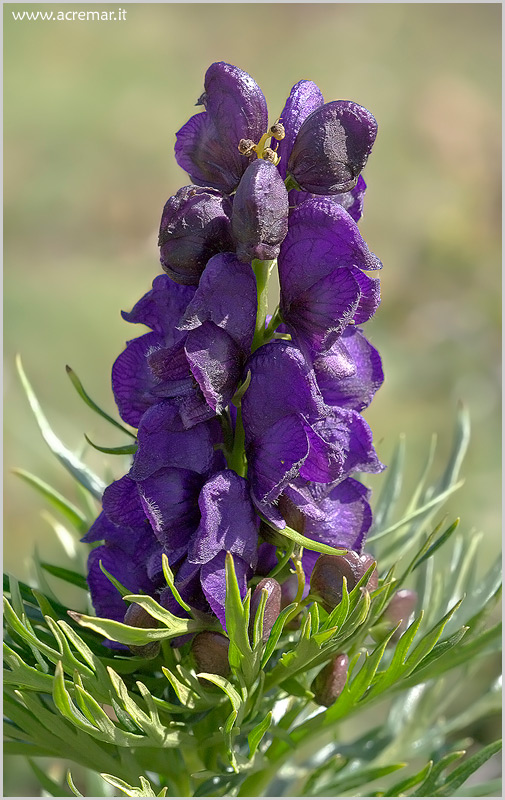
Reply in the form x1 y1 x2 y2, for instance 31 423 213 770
175 62 268 194
278 197 382 359
287 101 378 194
241 341 383 523
158 186 234 285
113 253 257 427
111 275 197 427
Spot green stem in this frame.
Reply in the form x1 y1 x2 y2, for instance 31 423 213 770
227 406 247 477
251 258 276 352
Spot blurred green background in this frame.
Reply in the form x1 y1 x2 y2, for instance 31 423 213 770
4 2 501 795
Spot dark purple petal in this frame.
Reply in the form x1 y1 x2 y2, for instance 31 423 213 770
256 541 279 576
283 267 362 355
102 475 147 529
121 274 194 335
136 467 204 547
314 327 384 411
188 470 259 565
276 80 324 179
185 322 243 414
159 186 234 285
287 101 377 194
200 551 251 628
303 478 372 554
179 253 257 352
130 403 217 480
299 421 345 483
242 341 324 441
231 161 289 263
111 332 163 427
279 198 381 301
348 267 381 324
311 409 384 477
175 62 268 194
248 414 309 504
332 175 367 222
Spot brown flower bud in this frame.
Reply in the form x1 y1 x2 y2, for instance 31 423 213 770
311 653 349 707
310 551 378 612
249 578 282 642
123 603 160 659
191 632 230 679
238 138 257 156
386 589 417 641
269 122 285 140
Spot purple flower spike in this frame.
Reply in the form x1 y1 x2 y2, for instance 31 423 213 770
231 161 289 263
175 62 268 194
287 101 378 194
158 186 234 285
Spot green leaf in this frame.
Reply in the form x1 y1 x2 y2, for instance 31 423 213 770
68 606 203 645
413 518 460 570
272 521 347 555
66 771 84 797
99 560 131 597
66 365 136 438
12 468 88 533
431 739 502 797
248 710 273 757
318 762 406 795
260 603 297 668
197 673 243 716
29 758 73 796
16 355 105 499
40 563 88 591
371 434 405 532
161 554 193 615
385 761 433 796
84 434 137 455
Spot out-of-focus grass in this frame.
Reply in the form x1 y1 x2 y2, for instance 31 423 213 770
3 4 501 795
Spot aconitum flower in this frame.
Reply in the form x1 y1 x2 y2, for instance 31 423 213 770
175 62 268 193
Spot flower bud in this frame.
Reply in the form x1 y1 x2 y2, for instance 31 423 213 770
158 186 234 285
386 589 417 641
231 160 289 263
311 653 349 707
310 551 378 612
249 577 282 642
191 631 230 679
123 602 160 659
287 101 377 194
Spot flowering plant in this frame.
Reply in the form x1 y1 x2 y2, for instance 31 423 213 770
4 63 501 798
